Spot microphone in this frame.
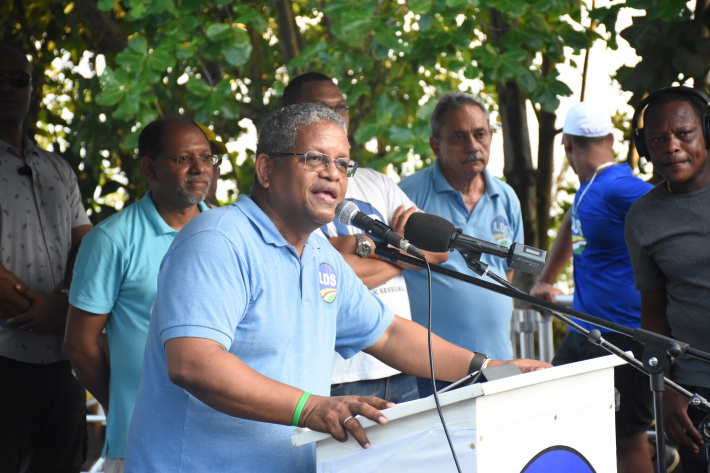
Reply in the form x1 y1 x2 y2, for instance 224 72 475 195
17 165 32 177
404 212 546 275
334 201 426 259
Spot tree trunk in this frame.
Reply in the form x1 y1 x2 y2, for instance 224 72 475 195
497 81 536 247
535 109 556 253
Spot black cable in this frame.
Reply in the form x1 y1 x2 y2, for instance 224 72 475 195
424 258 463 473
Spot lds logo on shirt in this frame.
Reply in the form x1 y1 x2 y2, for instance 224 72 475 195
491 216 511 246
318 263 337 303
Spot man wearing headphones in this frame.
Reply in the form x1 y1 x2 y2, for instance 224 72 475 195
533 102 655 473
626 86 710 472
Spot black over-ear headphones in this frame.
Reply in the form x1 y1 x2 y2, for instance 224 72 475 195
631 85 710 158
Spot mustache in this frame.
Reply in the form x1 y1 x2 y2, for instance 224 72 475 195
182 175 211 186
462 153 485 164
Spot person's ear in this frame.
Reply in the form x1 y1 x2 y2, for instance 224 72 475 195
562 135 573 153
254 153 273 188
429 135 441 157
141 156 157 182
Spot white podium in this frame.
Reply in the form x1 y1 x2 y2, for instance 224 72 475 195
292 355 625 472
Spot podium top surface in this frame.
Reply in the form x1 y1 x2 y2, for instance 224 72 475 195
291 353 626 448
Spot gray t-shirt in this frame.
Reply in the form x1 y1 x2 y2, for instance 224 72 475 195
0 136 90 363
625 181 710 388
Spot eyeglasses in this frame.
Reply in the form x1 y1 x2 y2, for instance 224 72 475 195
331 105 350 116
271 151 358 177
158 154 222 167
0 71 31 88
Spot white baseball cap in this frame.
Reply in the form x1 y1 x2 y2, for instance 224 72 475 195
562 102 613 138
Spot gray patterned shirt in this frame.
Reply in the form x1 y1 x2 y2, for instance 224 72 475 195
0 135 90 363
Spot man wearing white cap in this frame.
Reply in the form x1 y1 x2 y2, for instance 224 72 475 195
531 103 659 472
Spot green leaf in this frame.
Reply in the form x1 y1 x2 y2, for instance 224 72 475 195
389 126 415 143
214 79 232 97
206 23 232 41
128 35 148 54
224 44 252 67
516 69 536 93
97 0 114 12
221 99 241 120
354 122 380 144
409 0 433 14
186 77 212 97
147 48 176 72
557 24 592 51
114 95 141 120
96 88 125 106
115 50 145 72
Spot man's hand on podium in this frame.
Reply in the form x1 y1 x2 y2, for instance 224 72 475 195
487 358 551 373
299 394 395 449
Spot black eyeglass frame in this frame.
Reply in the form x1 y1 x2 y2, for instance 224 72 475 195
156 154 223 167
269 151 358 177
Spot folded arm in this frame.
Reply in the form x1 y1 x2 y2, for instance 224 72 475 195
0 263 30 317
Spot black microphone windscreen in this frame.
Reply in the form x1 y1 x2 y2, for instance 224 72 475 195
404 212 455 253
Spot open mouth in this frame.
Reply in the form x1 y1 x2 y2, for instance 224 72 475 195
314 188 337 203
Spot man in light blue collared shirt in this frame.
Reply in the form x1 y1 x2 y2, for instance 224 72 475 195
399 91 524 397
64 116 213 472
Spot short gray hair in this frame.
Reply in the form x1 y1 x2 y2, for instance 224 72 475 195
431 91 490 139
256 103 347 159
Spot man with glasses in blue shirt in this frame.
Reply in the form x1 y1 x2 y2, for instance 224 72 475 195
64 116 213 473
124 103 548 472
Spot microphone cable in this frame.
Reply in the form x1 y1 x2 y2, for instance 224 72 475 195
422 257 463 473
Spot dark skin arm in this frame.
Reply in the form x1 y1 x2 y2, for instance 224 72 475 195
641 288 703 454
530 210 572 302
165 316 550 449
6 224 92 333
64 306 111 410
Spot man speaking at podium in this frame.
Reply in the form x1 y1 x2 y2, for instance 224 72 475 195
124 103 548 472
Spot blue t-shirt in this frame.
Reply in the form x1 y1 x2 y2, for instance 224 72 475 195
399 161 523 359
570 164 652 332
124 195 394 472
69 193 208 459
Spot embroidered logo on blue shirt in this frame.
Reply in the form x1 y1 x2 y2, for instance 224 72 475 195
318 263 337 303
571 214 587 255
491 216 511 246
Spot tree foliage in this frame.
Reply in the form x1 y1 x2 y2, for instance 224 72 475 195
3 0 600 248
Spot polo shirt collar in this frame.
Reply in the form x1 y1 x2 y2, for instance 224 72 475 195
141 191 209 236
432 158 499 199
237 195 323 251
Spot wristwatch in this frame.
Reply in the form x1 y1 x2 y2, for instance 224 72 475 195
354 233 372 258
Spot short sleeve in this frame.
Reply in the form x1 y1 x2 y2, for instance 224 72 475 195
625 208 666 292
69 228 126 314
155 229 249 350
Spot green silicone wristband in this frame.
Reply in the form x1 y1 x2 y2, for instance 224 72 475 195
291 392 311 427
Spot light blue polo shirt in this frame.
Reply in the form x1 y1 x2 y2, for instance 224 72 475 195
125 195 394 472
399 160 523 359
69 192 208 459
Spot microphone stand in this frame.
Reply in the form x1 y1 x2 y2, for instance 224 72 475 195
376 244 710 473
